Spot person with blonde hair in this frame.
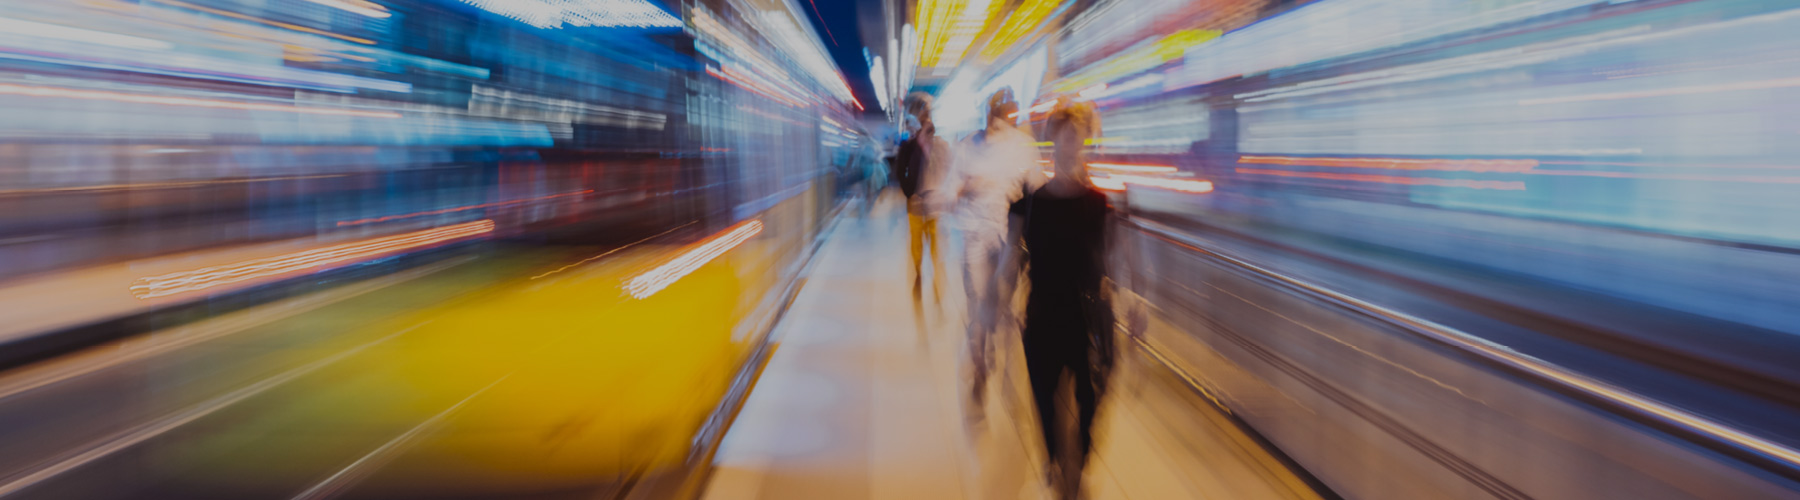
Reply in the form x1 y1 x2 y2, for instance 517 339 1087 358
1016 101 1114 500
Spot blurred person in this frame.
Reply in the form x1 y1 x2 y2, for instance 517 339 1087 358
855 132 888 218
945 88 1044 426
1017 102 1114 500
894 93 949 305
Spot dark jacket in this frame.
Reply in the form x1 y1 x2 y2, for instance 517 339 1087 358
1020 186 1114 362
892 129 947 215
893 136 927 199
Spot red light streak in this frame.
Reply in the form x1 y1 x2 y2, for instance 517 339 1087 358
624 219 762 299
1239 155 1538 173
802 0 840 46
0 83 401 118
131 220 495 299
336 190 592 227
1235 168 1526 190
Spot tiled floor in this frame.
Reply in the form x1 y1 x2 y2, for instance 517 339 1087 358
702 197 1325 500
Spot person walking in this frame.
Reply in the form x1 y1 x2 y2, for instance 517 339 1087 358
893 92 949 305
1017 103 1115 500
944 88 1044 426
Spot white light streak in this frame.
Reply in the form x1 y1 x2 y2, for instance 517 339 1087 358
458 0 682 29
0 16 172 50
302 0 392 18
623 220 762 300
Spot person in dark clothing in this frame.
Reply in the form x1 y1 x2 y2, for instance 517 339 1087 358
1017 102 1114 500
894 93 949 304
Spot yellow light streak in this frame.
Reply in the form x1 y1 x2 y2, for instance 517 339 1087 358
979 0 1061 60
1050 29 1220 93
915 0 999 69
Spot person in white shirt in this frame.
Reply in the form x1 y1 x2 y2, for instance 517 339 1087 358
944 88 1045 426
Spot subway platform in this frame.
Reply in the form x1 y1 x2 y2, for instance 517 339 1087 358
701 196 1325 500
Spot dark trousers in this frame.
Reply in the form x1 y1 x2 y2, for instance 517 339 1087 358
1023 338 1101 481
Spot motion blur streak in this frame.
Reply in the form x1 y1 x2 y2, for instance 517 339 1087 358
1238 156 1541 173
1089 162 1180 173
707 67 805 107
1516 76 1800 106
130 221 496 299
1234 168 1529 190
301 0 392 18
337 191 595 227
0 16 171 50
457 0 683 29
1109 174 1214 193
624 220 763 300
0 84 403 118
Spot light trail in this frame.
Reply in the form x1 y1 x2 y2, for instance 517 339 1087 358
337 190 592 227
1235 168 1527 190
131 220 495 299
1108 174 1214 193
623 220 762 300
0 83 401 118
1239 155 1538 173
1089 163 1179 173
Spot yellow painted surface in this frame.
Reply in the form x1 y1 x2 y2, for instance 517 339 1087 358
161 244 763 495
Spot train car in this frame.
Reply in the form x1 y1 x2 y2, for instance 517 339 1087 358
0 0 866 497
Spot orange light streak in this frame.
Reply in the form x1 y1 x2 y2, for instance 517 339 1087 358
131 220 495 299
1236 168 1526 190
623 219 762 300
1239 155 1538 173
336 190 592 227
0 83 401 118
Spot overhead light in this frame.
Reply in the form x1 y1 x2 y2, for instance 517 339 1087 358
871 56 890 112
916 0 998 70
978 0 1067 60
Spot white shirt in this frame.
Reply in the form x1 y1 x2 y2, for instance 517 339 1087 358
944 125 1045 236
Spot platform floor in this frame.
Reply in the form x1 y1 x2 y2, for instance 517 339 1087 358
702 196 1325 500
